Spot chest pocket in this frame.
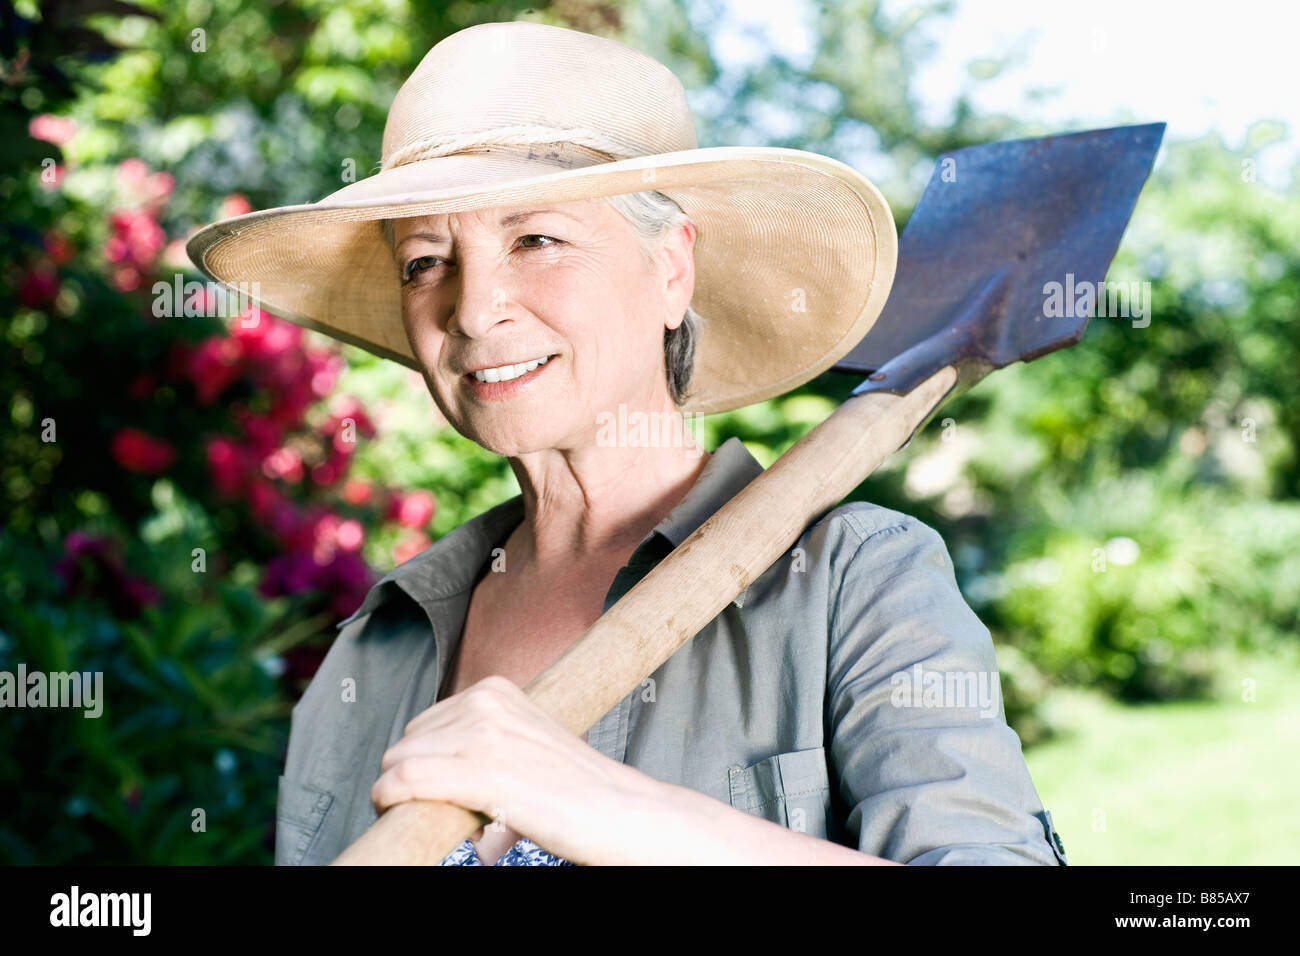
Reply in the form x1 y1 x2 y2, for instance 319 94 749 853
727 746 832 838
275 775 335 866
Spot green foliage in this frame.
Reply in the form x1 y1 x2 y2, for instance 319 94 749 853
991 479 1300 703
0 523 295 864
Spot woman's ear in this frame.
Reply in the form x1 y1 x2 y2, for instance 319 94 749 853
659 220 697 331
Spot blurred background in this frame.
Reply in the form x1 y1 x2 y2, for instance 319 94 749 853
1 0 1295 865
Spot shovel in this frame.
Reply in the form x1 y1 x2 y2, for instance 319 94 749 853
331 121 1166 865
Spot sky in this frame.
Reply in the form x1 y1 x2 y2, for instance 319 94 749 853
708 0 1298 187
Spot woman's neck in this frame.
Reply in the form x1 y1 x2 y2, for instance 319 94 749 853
506 435 710 567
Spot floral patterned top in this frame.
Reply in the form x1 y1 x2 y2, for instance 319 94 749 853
440 836 574 866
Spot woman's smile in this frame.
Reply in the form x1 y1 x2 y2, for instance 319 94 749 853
461 353 560 401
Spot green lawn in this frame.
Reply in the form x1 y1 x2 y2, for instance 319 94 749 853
1021 646 1300 865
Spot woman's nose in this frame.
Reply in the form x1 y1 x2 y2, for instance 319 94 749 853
447 258 514 338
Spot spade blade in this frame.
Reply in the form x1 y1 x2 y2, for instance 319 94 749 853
835 122 1165 402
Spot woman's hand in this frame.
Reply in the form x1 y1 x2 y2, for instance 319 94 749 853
370 674 649 865
372 673 902 865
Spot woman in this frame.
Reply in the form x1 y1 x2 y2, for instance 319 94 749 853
189 20 1069 866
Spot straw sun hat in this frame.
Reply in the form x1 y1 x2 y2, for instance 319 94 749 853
186 19 897 417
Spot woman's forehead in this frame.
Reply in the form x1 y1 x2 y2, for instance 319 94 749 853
392 198 608 237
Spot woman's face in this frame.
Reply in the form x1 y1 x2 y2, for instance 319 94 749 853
392 198 695 457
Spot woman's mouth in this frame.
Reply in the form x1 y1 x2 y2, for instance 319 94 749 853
462 354 557 401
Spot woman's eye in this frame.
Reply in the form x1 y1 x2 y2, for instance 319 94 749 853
401 255 442 283
519 234 562 249
402 236 561 284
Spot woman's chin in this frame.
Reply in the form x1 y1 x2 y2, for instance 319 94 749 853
458 420 559 458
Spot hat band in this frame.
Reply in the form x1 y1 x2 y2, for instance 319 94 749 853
382 124 637 171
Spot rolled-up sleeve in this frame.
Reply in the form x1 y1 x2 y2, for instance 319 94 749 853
825 508 1067 865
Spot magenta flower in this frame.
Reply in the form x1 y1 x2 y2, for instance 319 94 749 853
206 436 250 496
187 335 243 405
232 406 287 460
104 208 165 290
232 309 301 360
54 530 161 618
18 264 59 308
259 551 326 598
320 549 376 619
111 427 176 474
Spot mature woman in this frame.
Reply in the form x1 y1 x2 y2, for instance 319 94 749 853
189 20 1068 866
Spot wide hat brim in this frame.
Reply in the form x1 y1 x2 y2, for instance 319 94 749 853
185 144 896 417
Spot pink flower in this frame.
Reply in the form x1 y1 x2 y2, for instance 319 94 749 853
187 335 243 405
322 395 377 457
29 114 78 145
394 531 432 566
104 208 165 289
206 436 249 496
392 489 436 529
117 158 149 189
310 458 342 487
232 406 286 460
111 266 142 292
144 171 174 205
221 193 253 219
106 209 165 266
111 428 176 474
232 310 300 360
258 546 375 621
245 477 281 521
262 446 303 483
342 478 374 505
308 351 344 398
335 519 364 552
161 237 191 270
309 513 365 564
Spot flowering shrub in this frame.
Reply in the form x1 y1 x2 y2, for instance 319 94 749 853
0 3 451 862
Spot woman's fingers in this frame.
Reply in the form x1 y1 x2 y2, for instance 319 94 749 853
371 753 491 813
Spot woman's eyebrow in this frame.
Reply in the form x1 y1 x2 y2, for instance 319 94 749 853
394 209 584 251
394 231 446 251
497 208 584 228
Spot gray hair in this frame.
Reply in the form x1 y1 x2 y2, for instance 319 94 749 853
380 191 703 407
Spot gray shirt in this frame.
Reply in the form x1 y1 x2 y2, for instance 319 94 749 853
276 436 1069 866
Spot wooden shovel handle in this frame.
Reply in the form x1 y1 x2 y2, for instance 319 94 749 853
330 365 959 865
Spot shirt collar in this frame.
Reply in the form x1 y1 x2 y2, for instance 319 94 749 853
336 436 766 628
